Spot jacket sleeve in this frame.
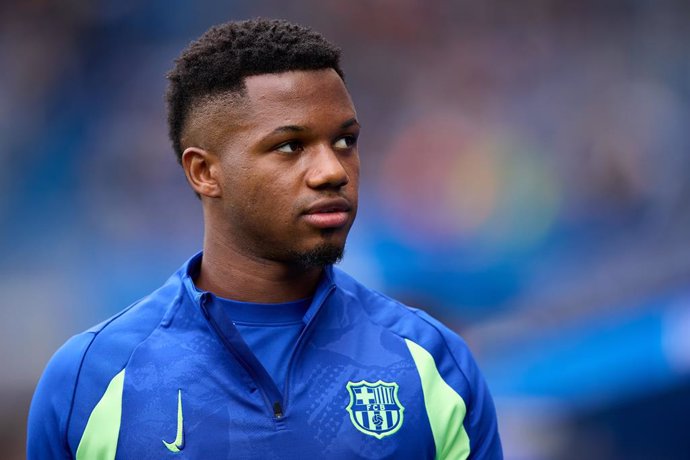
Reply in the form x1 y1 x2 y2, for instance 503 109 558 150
27 333 94 460
411 310 503 460
462 352 502 459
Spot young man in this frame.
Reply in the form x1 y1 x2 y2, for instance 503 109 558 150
28 19 502 459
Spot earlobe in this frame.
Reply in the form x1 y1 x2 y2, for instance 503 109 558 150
181 147 222 198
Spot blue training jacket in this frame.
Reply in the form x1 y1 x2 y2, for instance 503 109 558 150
28 253 502 459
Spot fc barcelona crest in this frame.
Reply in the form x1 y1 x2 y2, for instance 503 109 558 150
345 380 404 439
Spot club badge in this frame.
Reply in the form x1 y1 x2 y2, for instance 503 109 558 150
345 380 404 439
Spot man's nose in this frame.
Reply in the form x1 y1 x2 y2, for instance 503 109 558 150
305 145 349 190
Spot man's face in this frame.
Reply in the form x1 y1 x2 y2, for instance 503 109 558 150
206 69 360 267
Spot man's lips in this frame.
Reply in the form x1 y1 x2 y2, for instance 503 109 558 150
302 198 352 229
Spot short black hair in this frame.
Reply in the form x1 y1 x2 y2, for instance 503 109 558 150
166 18 344 163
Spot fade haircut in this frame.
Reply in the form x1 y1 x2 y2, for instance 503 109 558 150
166 18 344 163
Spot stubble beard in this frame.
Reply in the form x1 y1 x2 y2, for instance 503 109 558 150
287 241 345 269
232 224 347 270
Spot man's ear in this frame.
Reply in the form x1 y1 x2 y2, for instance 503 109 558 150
181 147 222 198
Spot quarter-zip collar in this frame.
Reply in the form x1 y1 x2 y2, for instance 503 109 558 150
180 251 336 324
179 251 337 420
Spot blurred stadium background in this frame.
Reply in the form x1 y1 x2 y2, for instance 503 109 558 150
1 0 689 458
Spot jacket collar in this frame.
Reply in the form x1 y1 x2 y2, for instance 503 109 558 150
179 251 337 325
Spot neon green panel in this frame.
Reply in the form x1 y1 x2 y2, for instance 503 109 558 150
405 339 470 460
76 368 126 460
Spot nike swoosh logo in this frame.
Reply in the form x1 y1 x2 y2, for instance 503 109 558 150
162 389 184 453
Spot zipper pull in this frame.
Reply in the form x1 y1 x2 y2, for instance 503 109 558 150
273 401 284 419
199 292 211 318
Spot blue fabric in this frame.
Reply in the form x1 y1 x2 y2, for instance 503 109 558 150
193 280 311 394
28 252 502 459
27 334 93 459
218 296 309 393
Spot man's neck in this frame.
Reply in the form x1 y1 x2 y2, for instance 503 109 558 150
195 238 323 303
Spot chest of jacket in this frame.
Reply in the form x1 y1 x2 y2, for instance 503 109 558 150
111 295 436 459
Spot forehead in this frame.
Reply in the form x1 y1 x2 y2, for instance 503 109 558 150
183 70 356 153
241 69 356 125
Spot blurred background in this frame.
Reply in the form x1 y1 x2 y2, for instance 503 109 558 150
1 0 689 458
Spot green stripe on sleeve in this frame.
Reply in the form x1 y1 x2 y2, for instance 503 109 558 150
405 339 470 460
76 368 126 460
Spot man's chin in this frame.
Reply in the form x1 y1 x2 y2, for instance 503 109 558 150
288 243 344 269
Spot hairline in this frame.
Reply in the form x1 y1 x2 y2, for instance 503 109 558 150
180 67 345 154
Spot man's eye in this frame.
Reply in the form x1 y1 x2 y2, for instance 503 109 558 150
276 141 303 154
334 135 357 150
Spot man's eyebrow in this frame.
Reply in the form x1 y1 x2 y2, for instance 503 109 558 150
341 118 360 129
267 118 360 136
270 125 307 135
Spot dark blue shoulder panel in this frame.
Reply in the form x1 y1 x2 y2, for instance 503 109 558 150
28 332 95 460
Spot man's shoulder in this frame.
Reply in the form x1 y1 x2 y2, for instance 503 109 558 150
86 272 183 337
332 266 409 310
332 267 471 359
44 269 186 389
332 270 503 457
87 271 186 362
28 268 189 456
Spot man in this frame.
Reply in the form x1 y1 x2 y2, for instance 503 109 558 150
28 19 502 459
